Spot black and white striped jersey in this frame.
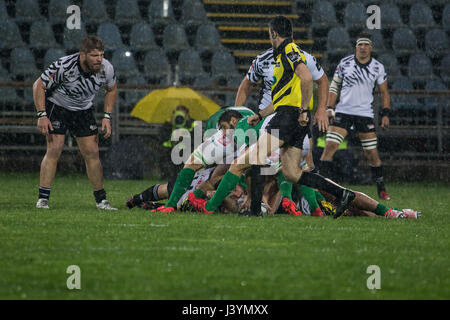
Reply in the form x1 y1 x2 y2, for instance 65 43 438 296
246 48 324 110
41 53 116 111
334 55 387 118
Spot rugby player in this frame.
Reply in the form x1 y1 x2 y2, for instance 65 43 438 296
34 36 117 210
318 32 392 201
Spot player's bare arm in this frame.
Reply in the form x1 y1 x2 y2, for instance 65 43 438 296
235 77 254 106
33 77 53 136
295 62 313 125
314 73 330 132
102 83 117 138
378 81 391 129
247 103 274 126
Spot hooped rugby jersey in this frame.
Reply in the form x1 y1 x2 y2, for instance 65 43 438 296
333 55 387 118
247 47 324 110
41 53 116 111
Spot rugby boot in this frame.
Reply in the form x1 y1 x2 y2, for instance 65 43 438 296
379 191 391 201
401 208 421 219
333 189 356 219
281 197 303 216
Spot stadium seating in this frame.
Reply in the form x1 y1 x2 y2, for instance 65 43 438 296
392 28 418 57
148 0 176 28
97 23 125 51
82 0 110 25
9 47 39 80
407 53 437 85
425 29 449 59
181 0 209 28
15 0 43 24
311 1 339 31
0 0 8 20
194 23 224 55
409 2 437 31
48 0 71 25
63 24 87 52
43 48 67 69
124 76 148 106
111 48 141 78
193 74 213 87
439 54 450 84
379 2 405 30
343 2 366 33
162 23 190 55
29 20 59 50
377 53 403 83
390 77 421 110
143 48 171 84
367 29 388 56
0 19 26 49
177 49 207 85
115 0 143 26
443 4 450 32
326 27 352 57
129 23 159 52
0 72 21 106
424 79 449 110
211 50 239 81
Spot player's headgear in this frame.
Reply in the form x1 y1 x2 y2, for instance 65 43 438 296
268 16 293 39
356 32 373 47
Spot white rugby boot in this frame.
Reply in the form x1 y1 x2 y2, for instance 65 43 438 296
96 199 118 210
36 198 50 209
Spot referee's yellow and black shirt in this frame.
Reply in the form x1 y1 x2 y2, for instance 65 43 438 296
272 39 307 110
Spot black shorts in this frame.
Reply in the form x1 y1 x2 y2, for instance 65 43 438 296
46 101 98 137
333 113 376 133
264 106 310 149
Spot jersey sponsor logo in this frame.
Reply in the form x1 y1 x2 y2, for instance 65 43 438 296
367 124 375 129
217 134 231 146
89 124 97 131
286 50 300 63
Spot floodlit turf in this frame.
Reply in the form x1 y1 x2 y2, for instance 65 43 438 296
0 172 449 300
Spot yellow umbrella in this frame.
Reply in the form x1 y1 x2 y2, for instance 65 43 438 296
130 87 220 123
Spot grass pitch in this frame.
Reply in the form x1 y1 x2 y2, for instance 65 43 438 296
0 172 449 300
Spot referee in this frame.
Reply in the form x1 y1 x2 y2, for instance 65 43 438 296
194 16 356 218
318 33 392 201
33 36 118 210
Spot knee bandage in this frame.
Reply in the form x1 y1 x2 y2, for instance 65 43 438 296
361 138 378 150
326 131 345 145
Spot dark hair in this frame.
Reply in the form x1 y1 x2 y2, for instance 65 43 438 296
218 109 243 124
268 16 293 39
80 36 105 53
356 32 372 41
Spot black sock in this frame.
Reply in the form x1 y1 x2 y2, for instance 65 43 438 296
297 172 344 198
38 187 50 200
250 166 265 216
371 165 385 193
318 160 333 178
134 184 160 205
94 189 106 204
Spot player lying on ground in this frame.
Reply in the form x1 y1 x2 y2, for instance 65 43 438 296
151 106 255 213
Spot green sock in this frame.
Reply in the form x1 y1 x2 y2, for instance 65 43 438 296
205 171 240 211
374 203 390 216
299 185 320 211
315 190 326 202
193 188 206 199
277 172 293 200
165 168 196 208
